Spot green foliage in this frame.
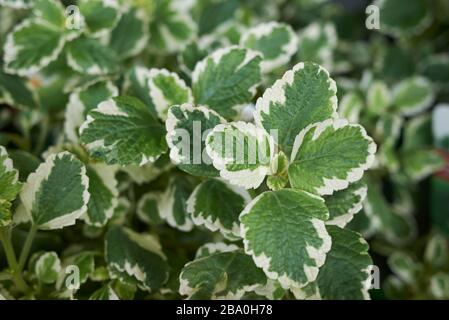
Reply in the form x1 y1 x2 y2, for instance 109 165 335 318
0 0 447 301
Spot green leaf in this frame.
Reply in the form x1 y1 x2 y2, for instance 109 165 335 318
420 54 449 86
105 226 169 292
109 7 148 60
179 249 267 299
255 62 338 155
166 104 225 177
266 151 289 191
367 81 391 115
195 242 240 259
80 96 167 166
206 121 275 189
347 209 376 239
289 119 376 196
83 164 118 227
79 0 121 35
375 114 403 145
64 80 118 142
429 273 449 299
178 40 210 75
89 284 119 300
424 233 449 270
3 20 65 76
402 149 444 182
338 92 363 123
66 36 118 75
0 145 22 226
137 192 164 226
187 178 251 239
123 66 158 116
402 114 432 151
0 199 12 227
240 189 331 288
146 69 193 120
122 153 172 185
192 46 262 119
20 152 89 230
33 0 66 28
393 76 434 116
149 0 196 53
0 69 37 110
196 0 238 36
297 22 337 71
377 0 432 37
364 180 416 245
35 252 61 284
0 145 22 201
158 176 194 232
293 226 372 300
240 22 298 73
388 251 421 285
124 67 193 120
324 182 367 228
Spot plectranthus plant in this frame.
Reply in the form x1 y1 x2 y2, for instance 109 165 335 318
0 0 448 301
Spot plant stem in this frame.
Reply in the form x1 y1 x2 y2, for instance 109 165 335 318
18 224 38 271
0 228 29 293
33 114 49 155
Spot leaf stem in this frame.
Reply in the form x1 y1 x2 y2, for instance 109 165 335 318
33 114 49 155
0 227 29 293
18 224 38 271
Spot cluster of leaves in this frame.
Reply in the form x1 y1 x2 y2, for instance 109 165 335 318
384 233 449 300
0 0 448 300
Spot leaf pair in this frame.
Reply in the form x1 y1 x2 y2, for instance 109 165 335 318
205 61 376 195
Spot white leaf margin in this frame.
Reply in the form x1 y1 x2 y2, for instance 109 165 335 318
147 68 193 121
64 81 118 143
192 45 263 99
205 121 276 189
254 62 339 131
179 249 264 300
393 76 435 117
290 118 377 196
35 251 61 281
20 151 90 230
240 190 332 289
187 178 251 239
326 184 368 228
3 19 66 76
136 191 163 225
194 242 240 259
158 177 193 232
0 146 19 186
240 21 299 73
82 163 119 227
79 98 161 166
165 103 226 165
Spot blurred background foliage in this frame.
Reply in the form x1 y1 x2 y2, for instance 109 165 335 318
1 0 449 299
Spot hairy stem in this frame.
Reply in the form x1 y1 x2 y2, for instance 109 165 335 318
0 228 29 293
18 224 38 271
